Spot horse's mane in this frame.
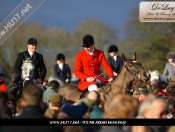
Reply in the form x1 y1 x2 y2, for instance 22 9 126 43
23 57 33 63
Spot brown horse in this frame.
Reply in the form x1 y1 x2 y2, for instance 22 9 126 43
58 52 150 105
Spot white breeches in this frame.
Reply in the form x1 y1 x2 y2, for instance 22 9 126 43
88 79 101 92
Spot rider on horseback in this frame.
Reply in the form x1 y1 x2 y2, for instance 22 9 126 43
74 34 114 92
14 37 47 84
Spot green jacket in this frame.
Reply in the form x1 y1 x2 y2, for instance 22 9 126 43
43 87 57 106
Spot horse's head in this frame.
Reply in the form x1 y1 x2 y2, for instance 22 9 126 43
148 70 161 85
122 52 150 82
21 57 34 81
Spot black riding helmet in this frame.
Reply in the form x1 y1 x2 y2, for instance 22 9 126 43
108 45 118 53
167 52 175 59
82 34 94 47
55 53 65 61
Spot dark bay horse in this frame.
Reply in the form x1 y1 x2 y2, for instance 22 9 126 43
58 52 150 105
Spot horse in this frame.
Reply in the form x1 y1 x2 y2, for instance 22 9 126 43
47 76 66 86
7 56 44 100
148 70 169 94
148 70 168 84
58 52 150 107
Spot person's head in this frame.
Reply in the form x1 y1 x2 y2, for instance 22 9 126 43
48 80 60 92
108 45 118 57
48 94 63 110
43 78 48 88
166 52 175 63
27 37 38 52
22 84 43 107
82 34 94 53
7 95 16 110
103 94 138 118
16 98 24 113
0 73 5 80
55 53 65 64
138 93 168 119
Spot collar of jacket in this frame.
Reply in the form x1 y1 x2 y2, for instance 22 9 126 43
21 106 44 114
83 47 98 57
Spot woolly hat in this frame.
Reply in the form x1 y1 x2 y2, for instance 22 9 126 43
49 94 63 103
27 37 38 45
82 34 94 47
61 102 88 119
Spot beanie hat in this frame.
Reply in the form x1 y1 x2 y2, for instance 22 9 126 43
61 102 88 119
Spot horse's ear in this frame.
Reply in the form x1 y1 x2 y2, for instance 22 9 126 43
122 53 127 62
155 70 159 74
132 52 137 61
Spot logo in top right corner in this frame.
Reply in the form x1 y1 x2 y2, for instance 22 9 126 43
140 2 175 22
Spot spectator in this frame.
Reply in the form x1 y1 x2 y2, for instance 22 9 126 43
86 91 104 119
100 94 138 132
43 80 60 107
77 98 94 118
14 98 24 117
58 102 88 119
0 84 63 132
6 95 16 117
44 93 63 119
43 78 49 90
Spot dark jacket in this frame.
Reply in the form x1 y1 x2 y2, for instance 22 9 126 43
14 50 47 81
0 106 63 132
107 55 123 74
54 63 71 83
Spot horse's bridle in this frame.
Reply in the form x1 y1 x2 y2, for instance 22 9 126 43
102 61 146 95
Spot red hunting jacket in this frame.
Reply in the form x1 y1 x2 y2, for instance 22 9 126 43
0 79 7 92
74 48 114 91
